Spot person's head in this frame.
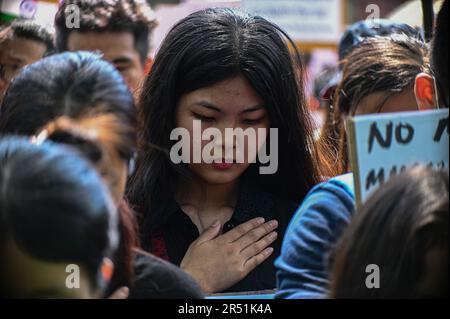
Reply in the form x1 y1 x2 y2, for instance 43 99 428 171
0 51 138 293
128 8 326 226
330 166 449 298
55 0 157 96
0 137 119 298
0 51 136 197
431 0 449 108
0 51 136 160
338 19 422 62
33 115 139 296
318 19 423 122
35 114 136 203
0 19 54 102
320 34 431 174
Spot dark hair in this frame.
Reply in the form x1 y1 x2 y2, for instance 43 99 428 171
0 51 136 142
319 34 430 175
54 0 157 65
0 19 54 54
38 115 139 295
432 0 449 108
39 114 136 191
0 51 138 294
330 166 449 298
128 8 329 235
338 19 423 61
0 137 118 293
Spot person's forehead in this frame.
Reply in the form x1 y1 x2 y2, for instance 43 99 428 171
67 31 138 60
180 76 265 113
355 90 417 115
0 37 46 62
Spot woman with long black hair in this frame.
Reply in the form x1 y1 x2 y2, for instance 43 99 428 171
128 8 331 293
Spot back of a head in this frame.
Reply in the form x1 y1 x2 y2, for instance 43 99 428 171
38 114 136 201
0 51 135 136
0 137 119 298
331 166 449 298
432 0 449 108
338 19 422 61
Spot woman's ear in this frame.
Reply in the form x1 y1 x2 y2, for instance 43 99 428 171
414 73 437 110
101 257 114 283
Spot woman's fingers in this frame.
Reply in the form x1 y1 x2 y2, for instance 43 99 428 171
221 217 266 243
243 247 275 272
241 231 278 260
235 220 278 251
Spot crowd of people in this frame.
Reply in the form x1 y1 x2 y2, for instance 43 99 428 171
0 0 448 299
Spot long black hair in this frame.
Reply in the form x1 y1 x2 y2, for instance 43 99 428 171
0 137 118 296
127 8 328 234
330 166 449 298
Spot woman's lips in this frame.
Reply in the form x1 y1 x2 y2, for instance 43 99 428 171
212 160 234 170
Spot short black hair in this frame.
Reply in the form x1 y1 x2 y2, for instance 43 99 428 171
55 0 157 65
432 0 449 108
0 137 119 295
0 51 136 149
0 19 55 54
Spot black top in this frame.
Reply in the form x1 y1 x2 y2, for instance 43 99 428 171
141 177 299 293
128 251 204 299
105 250 204 299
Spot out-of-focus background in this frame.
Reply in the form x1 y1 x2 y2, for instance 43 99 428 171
0 0 444 127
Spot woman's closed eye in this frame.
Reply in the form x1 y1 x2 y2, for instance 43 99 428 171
191 112 216 122
242 116 266 125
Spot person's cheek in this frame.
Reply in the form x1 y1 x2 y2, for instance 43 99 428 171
176 114 197 164
119 71 131 87
119 69 139 94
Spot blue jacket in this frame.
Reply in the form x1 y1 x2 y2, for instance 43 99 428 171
275 173 356 299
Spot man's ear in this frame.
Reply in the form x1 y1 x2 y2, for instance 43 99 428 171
101 258 114 283
414 73 437 110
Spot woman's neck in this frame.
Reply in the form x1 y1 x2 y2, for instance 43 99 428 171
175 177 240 232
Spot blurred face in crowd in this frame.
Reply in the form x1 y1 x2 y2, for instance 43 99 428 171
67 31 145 98
0 36 47 103
175 75 270 186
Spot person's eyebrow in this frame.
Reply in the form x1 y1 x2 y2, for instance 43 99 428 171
195 101 224 113
195 101 266 114
240 104 265 114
